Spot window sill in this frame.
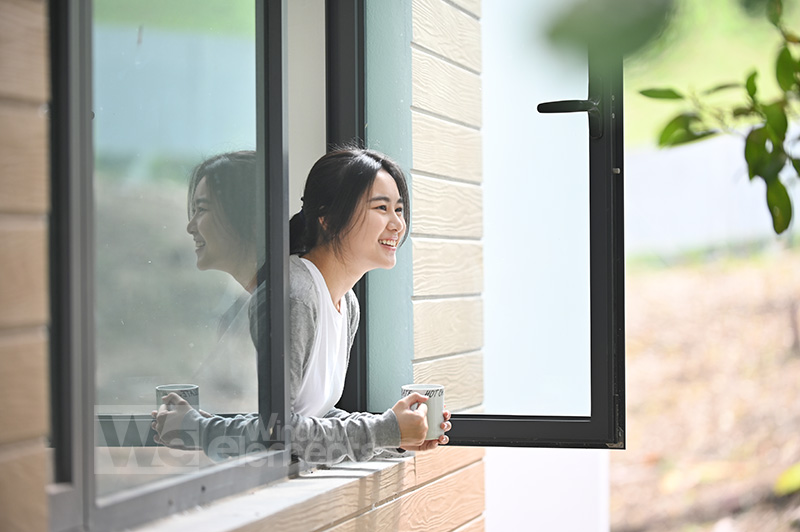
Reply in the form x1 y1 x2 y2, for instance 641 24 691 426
133 455 417 532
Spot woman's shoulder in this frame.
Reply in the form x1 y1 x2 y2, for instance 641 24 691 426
344 289 359 322
289 254 317 304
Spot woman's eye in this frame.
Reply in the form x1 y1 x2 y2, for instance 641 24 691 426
376 205 388 211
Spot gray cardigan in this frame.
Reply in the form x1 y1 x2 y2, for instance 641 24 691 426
183 255 401 463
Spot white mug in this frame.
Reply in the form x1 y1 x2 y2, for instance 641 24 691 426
401 383 445 440
155 384 199 410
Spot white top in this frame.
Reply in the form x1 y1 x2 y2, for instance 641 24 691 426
293 258 349 417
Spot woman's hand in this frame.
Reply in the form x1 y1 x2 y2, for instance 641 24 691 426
150 392 207 450
393 394 452 452
402 409 452 452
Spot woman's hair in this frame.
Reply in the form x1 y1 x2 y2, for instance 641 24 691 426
289 148 410 255
187 150 257 247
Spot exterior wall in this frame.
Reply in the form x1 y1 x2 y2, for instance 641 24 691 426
0 0 487 530
409 0 484 412
0 0 50 531
408 0 486 527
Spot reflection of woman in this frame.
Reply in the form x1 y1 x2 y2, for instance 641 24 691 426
153 148 451 464
186 151 259 413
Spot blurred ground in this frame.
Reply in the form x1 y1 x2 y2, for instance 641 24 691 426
612 244 800 532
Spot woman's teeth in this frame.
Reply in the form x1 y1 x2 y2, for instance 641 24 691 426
379 239 397 247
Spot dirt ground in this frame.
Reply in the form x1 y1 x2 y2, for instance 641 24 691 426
611 245 800 532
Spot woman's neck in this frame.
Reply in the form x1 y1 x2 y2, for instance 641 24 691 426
302 246 363 310
230 251 259 294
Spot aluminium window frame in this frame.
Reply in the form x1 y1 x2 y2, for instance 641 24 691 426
445 53 626 449
338 4 625 448
47 1 293 531
327 0 369 414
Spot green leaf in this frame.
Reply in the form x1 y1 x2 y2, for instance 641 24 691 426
658 113 698 146
767 0 783 27
791 158 800 175
702 83 742 95
776 463 800 496
745 127 770 179
640 88 684 99
667 130 718 146
764 102 788 142
657 113 719 146
766 178 792 233
783 30 800 43
745 127 788 184
746 71 758 99
776 47 796 91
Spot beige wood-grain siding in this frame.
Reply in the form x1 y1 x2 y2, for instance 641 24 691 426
413 297 483 359
0 442 47 532
412 174 482 238
0 218 48 328
414 445 484 485
411 111 481 183
413 238 482 297
413 352 483 411
412 48 481 128
0 101 49 213
411 0 481 73
0 329 48 445
454 515 486 532
449 0 481 18
328 461 485 532
0 0 48 103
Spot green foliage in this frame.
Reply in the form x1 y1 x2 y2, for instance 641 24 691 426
547 0 675 57
641 0 800 234
640 88 685 99
656 113 718 146
775 462 800 496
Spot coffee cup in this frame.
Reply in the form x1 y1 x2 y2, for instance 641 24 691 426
401 383 445 440
156 384 199 410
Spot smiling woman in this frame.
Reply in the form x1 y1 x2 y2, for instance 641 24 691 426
153 147 453 464
186 151 260 292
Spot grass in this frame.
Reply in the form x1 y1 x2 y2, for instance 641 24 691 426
626 231 800 273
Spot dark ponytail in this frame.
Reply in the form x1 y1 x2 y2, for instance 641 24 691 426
290 147 410 256
289 209 308 255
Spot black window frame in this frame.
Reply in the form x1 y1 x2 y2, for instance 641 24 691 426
335 12 626 449
47 1 294 530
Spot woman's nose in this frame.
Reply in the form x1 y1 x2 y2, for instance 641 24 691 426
186 216 196 235
388 212 404 232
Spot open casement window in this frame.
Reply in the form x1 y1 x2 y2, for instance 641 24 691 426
339 2 625 449
48 1 296 530
451 50 626 449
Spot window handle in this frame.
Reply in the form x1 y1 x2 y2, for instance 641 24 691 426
537 98 603 139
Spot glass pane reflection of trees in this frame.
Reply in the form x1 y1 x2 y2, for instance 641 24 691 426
92 0 259 497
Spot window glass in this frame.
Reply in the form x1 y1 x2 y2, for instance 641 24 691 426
483 0 591 416
92 0 260 497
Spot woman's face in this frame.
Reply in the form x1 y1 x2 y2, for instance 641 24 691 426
186 177 244 274
338 169 406 273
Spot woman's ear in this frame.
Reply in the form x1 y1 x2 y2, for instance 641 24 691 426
318 216 328 232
